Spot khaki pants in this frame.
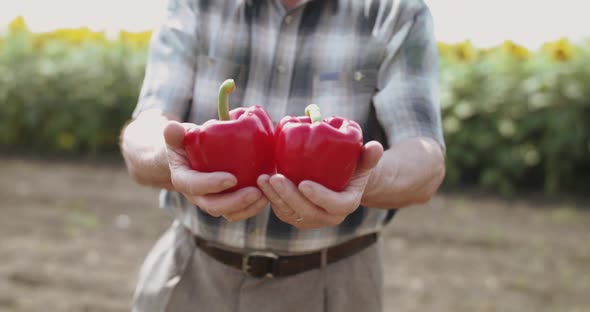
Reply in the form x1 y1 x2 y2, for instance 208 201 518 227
132 222 384 312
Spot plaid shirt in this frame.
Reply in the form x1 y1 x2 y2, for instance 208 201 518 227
133 0 444 253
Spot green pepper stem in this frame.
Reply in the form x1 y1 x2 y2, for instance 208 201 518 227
305 104 322 123
218 79 236 121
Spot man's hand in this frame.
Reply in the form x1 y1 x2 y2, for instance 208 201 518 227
164 121 268 222
257 141 384 229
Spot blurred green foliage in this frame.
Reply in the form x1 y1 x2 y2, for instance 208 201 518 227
0 17 147 154
439 41 590 194
1 17 589 194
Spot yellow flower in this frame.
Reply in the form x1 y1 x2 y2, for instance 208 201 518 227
32 33 48 50
8 16 29 33
453 41 478 63
501 40 530 60
543 38 575 62
119 30 152 48
437 41 452 57
44 27 107 46
478 46 496 57
65 28 89 45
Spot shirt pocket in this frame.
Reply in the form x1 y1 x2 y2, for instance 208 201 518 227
190 55 247 124
312 69 378 123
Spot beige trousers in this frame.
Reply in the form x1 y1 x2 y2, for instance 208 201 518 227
132 221 384 312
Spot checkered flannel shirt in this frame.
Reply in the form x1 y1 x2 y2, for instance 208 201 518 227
133 0 444 253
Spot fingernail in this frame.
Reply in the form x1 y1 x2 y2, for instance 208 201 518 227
222 179 236 188
258 175 269 185
273 179 285 192
300 184 312 195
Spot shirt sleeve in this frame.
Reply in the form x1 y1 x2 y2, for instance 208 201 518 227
132 0 199 120
372 5 445 151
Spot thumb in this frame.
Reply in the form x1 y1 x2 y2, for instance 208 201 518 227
163 120 187 150
356 141 384 174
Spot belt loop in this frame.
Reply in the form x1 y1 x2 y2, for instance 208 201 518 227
320 249 328 267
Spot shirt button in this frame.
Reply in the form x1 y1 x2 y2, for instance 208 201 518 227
277 65 287 74
285 15 294 25
354 71 364 81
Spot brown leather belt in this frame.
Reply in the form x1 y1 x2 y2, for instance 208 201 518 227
194 233 378 278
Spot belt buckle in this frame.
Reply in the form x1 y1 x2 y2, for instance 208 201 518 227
242 251 279 278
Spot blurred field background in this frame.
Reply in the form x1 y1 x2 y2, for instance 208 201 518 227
1 1 590 311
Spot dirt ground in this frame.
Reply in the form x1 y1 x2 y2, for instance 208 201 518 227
0 157 589 312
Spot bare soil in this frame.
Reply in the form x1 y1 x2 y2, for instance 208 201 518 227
1 158 589 312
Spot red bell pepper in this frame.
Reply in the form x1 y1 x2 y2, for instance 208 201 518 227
182 79 275 193
275 104 363 192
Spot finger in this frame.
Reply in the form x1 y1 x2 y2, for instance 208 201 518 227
171 167 236 196
269 202 344 229
288 213 346 229
298 180 360 215
258 174 296 216
355 141 384 177
269 174 339 225
196 187 261 217
270 205 297 224
222 197 269 222
269 203 320 228
163 120 187 151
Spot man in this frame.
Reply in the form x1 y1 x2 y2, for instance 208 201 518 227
121 0 445 311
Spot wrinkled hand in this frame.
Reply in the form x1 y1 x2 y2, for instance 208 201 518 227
258 141 384 229
163 121 268 222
